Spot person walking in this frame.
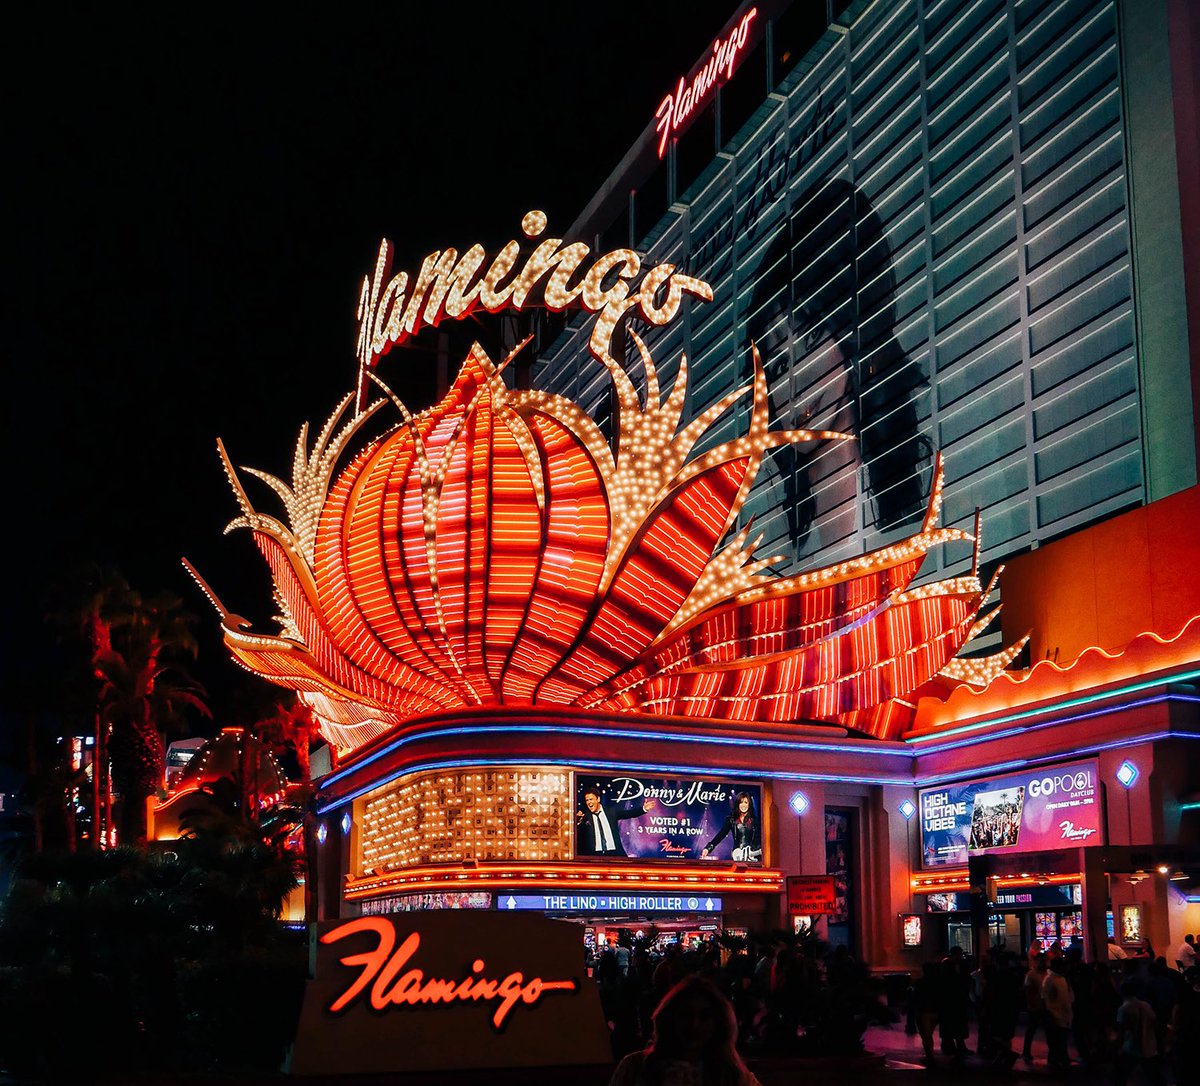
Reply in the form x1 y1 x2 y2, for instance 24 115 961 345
938 949 971 1061
912 961 941 1064
1042 956 1074 1072
1114 980 1164 1086
987 952 1023 1069
1023 952 1049 1063
1175 933 1196 973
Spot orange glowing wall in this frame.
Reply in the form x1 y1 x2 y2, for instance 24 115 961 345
1001 485 1200 666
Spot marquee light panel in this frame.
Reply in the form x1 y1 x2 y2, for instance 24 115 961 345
344 860 786 901
192 211 1020 759
358 768 570 872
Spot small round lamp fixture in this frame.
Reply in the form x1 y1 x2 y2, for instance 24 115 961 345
340 811 353 835
315 822 328 845
1115 760 1139 788
788 790 811 816
898 799 917 821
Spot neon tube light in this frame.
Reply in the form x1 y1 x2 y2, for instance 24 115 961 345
323 722 910 790
318 726 1200 813
317 757 912 815
913 693 1200 755
654 9 758 157
908 669 1200 744
913 730 1199 788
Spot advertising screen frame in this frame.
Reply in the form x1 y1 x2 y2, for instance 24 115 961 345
918 759 1104 869
571 771 764 865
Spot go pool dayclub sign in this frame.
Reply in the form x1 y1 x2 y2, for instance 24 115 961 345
288 912 611 1075
918 759 1104 868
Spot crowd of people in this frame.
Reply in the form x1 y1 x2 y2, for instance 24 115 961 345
967 792 1023 850
589 930 876 1067
903 936 1200 1080
587 929 1200 1083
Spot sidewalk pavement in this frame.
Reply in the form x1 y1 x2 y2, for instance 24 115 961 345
860 1021 1160 1084
10 1023 1172 1085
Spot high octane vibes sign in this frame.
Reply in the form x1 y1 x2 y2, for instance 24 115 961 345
919 759 1104 868
288 912 611 1075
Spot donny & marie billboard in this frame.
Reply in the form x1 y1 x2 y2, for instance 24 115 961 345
574 774 763 864
919 759 1103 868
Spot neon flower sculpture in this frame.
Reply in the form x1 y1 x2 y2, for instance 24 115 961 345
190 218 1022 757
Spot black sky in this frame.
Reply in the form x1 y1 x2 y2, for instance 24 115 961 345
6 3 737 722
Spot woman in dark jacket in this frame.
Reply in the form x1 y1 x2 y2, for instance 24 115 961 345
701 793 761 862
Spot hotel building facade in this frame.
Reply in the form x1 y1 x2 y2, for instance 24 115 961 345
211 0 1199 969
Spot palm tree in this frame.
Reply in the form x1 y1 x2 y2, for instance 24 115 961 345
254 696 320 781
51 566 211 844
20 719 89 853
178 776 303 931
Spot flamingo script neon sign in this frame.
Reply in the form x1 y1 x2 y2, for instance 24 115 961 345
322 917 577 1030
654 8 758 158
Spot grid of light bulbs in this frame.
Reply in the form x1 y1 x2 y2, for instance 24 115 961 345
358 767 570 872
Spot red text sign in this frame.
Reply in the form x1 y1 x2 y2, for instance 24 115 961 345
322 916 576 1029
289 912 611 1075
786 874 836 915
654 8 758 158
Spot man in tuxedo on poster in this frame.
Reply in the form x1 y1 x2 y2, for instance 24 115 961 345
576 786 656 857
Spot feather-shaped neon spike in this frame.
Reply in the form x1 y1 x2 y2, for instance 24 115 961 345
195 274 1022 757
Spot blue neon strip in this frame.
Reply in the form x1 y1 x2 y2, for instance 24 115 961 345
324 692 1200 799
913 730 1199 788
317 728 1200 814
316 755 911 814
907 669 1200 744
322 721 909 789
913 694 1200 756
325 675 1200 792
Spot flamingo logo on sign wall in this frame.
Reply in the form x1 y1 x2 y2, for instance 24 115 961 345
186 210 1025 760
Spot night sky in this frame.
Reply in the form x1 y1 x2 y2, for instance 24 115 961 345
6 4 737 725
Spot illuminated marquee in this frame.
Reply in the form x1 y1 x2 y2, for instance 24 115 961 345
919 759 1103 868
502 893 724 912
354 210 710 396
359 768 570 870
191 209 1024 758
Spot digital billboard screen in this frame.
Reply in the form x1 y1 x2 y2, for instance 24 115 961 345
574 774 763 864
919 759 1103 868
